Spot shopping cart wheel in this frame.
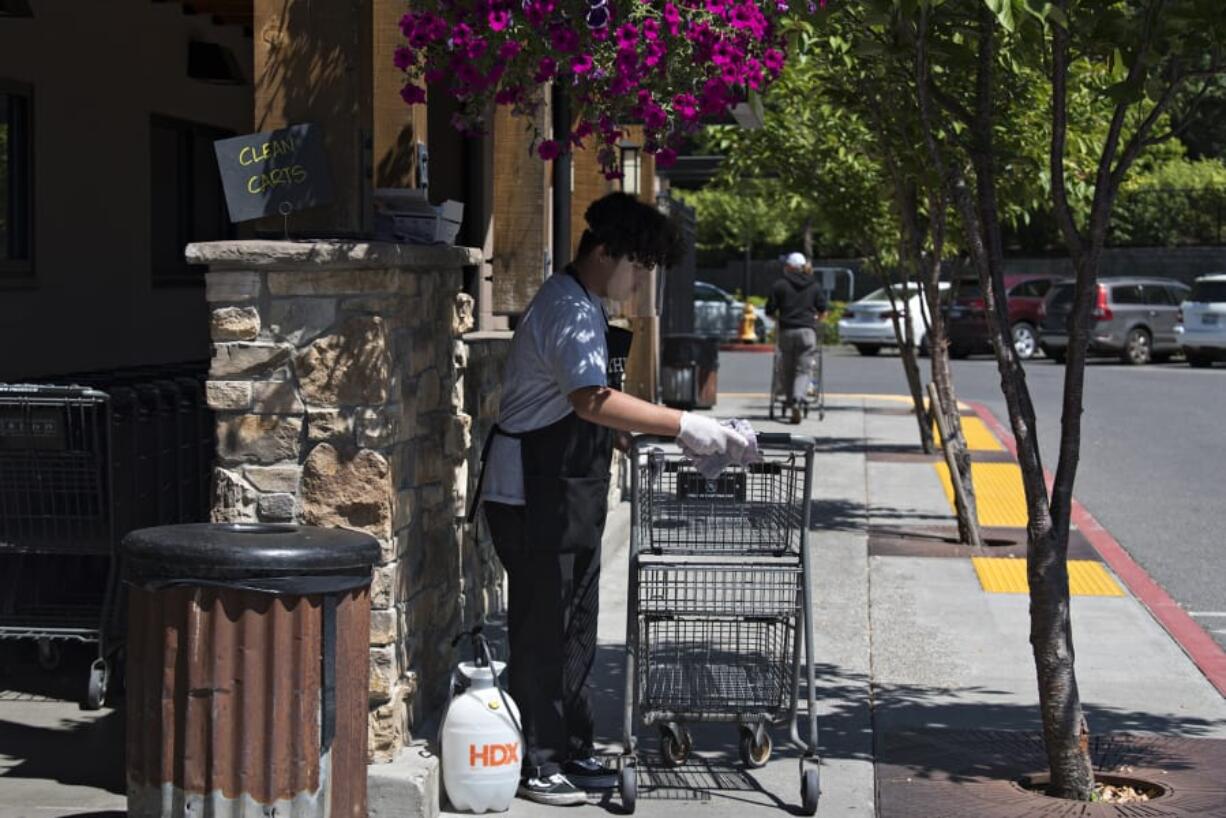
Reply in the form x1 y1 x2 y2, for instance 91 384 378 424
36 639 62 671
619 766 637 814
800 767 820 815
738 726 771 768
659 724 691 767
83 659 108 711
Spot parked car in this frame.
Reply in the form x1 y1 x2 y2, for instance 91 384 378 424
693 281 773 342
1176 273 1226 367
1039 277 1190 365
838 282 949 356
946 275 1055 360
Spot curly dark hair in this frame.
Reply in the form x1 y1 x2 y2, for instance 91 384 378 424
575 192 683 269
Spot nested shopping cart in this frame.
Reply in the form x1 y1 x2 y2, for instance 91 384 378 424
769 336 825 422
618 433 820 815
0 385 118 708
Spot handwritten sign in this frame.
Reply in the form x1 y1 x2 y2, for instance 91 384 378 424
214 123 334 223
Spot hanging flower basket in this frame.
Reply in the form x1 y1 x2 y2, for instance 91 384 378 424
395 0 826 176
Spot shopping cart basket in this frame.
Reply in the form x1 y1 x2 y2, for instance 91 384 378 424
0 385 117 708
768 336 824 422
618 433 820 815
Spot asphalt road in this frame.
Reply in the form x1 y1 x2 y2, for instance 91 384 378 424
719 344 1226 651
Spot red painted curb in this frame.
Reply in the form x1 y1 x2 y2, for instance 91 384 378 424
967 400 1226 698
719 343 775 353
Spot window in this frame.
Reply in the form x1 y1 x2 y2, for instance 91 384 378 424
1190 280 1226 303
1048 283 1075 308
1 82 32 279
1011 279 1052 298
1110 284 1144 305
1139 285 1174 306
620 146 641 196
150 116 235 285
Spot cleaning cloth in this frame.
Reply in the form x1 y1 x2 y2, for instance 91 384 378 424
678 418 762 479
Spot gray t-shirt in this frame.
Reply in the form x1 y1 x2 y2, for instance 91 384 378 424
481 272 608 505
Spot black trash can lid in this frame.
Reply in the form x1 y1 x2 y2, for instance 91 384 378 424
121 523 380 590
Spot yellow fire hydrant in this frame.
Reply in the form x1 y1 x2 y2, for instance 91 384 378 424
738 300 759 343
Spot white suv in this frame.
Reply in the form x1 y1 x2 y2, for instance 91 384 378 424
1176 274 1226 368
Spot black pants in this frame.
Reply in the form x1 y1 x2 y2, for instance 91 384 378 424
484 501 601 779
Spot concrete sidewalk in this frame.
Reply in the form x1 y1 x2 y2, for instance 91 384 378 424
4 394 1224 816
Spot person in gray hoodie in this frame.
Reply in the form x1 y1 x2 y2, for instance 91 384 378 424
766 252 827 423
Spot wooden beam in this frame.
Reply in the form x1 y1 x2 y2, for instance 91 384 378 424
372 0 426 189
252 0 373 236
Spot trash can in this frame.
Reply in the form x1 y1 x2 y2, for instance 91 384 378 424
120 523 380 818
661 334 720 410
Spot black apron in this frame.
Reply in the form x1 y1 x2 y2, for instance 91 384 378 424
467 269 632 773
468 268 632 528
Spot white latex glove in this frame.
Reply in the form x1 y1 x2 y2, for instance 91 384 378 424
677 412 749 457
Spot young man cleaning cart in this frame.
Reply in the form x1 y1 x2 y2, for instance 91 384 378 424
469 192 755 806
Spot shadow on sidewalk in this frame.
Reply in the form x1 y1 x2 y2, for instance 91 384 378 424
808 498 950 532
0 710 125 795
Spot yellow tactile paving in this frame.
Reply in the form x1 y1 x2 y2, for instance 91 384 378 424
934 462 1029 527
971 557 1124 596
932 416 1005 451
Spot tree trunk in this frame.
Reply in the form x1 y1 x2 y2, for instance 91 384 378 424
876 256 934 454
803 218 815 261
898 177 981 545
914 3 1093 798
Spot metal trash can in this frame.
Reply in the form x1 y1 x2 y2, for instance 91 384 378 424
661 334 720 410
120 523 380 818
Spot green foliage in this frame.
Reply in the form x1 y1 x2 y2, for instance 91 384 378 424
673 183 803 253
1111 157 1226 246
820 300 846 344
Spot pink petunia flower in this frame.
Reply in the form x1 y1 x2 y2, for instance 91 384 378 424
711 39 739 67
400 84 427 105
643 41 666 68
535 56 558 82
393 46 414 71
642 19 661 42
763 48 785 74
673 93 700 121
615 23 638 51
499 40 523 60
488 8 511 30
551 25 580 52
662 3 682 34
571 52 595 74
538 140 563 161
655 148 678 168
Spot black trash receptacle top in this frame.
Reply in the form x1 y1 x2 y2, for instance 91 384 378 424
121 523 380 593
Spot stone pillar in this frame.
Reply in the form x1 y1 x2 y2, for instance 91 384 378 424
190 239 490 764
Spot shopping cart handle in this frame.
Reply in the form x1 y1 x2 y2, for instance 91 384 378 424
754 432 817 450
628 431 815 452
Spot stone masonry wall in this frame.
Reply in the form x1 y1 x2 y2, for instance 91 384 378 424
191 239 494 763
459 332 513 627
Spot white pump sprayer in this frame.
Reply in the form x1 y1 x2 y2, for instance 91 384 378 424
439 627 523 813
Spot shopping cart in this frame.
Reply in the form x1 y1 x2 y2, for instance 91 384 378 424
768 337 825 422
0 385 118 709
617 433 820 815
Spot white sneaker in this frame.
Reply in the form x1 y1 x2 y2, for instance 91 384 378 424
517 773 588 806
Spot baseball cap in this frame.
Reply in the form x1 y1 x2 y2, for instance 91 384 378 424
785 252 808 268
